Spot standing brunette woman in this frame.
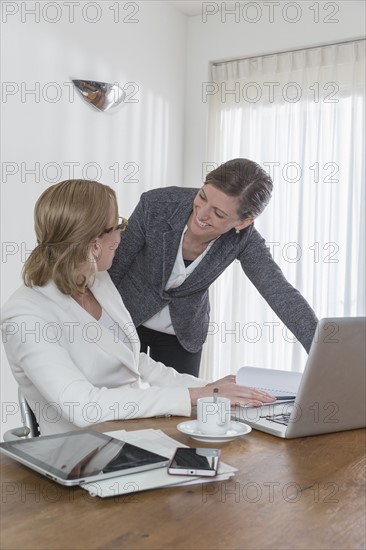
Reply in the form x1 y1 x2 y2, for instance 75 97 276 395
109 159 318 376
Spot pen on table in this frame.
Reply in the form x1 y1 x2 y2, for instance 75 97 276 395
274 396 296 401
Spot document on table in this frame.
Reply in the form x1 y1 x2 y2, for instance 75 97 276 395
236 366 302 399
81 429 237 498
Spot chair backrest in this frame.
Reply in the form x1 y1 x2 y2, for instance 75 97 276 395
3 390 40 441
19 389 40 438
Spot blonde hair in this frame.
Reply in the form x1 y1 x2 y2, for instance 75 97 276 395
23 179 118 296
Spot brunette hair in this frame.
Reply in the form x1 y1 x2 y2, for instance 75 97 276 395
205 158 273 220
23 179 117 295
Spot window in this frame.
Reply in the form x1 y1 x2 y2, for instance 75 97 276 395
201 40 365 379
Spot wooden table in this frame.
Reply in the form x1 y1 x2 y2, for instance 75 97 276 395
1 417 365 550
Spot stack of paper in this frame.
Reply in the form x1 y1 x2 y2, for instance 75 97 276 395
81 429 237 498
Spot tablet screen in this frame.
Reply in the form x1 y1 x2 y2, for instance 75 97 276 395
0 430 169 483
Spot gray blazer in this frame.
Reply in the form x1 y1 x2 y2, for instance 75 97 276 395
109 187 318 353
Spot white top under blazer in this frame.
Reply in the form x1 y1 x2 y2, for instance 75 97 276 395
143 226 216 334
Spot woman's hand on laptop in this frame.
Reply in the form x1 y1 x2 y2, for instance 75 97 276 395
189 375 276 407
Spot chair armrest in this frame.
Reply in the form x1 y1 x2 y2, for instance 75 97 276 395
3 426 31 441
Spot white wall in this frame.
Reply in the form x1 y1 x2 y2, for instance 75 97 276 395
183 0 366 186
0 0 187 437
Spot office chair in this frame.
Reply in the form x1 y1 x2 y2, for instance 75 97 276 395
3 389 40 441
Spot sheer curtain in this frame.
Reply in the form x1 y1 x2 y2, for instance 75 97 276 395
201 40 365 380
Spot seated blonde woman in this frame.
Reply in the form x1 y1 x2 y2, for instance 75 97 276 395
1 180 275 435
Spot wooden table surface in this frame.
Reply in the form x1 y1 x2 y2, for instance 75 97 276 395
1 417 365 550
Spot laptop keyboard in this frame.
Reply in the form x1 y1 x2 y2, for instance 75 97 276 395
260 412 291 426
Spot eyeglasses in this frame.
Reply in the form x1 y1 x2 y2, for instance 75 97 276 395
102 216 128 235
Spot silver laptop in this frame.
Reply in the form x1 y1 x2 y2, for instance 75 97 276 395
233 317 366 438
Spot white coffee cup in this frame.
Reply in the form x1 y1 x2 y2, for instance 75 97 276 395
196 396 231 435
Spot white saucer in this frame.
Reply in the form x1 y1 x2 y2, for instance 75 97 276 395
177 420 252 443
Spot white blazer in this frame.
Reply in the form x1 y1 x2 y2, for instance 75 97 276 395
1 272 205 435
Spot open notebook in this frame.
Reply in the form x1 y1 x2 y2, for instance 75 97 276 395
236 366 302 399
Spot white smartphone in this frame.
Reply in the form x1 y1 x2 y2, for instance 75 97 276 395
167 447 220 477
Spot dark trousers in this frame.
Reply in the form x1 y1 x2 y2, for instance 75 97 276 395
137 325 202 377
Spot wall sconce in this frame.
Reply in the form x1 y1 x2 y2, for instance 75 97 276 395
72 79 126 112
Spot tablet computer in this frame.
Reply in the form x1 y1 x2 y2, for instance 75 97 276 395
0 430 170 486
